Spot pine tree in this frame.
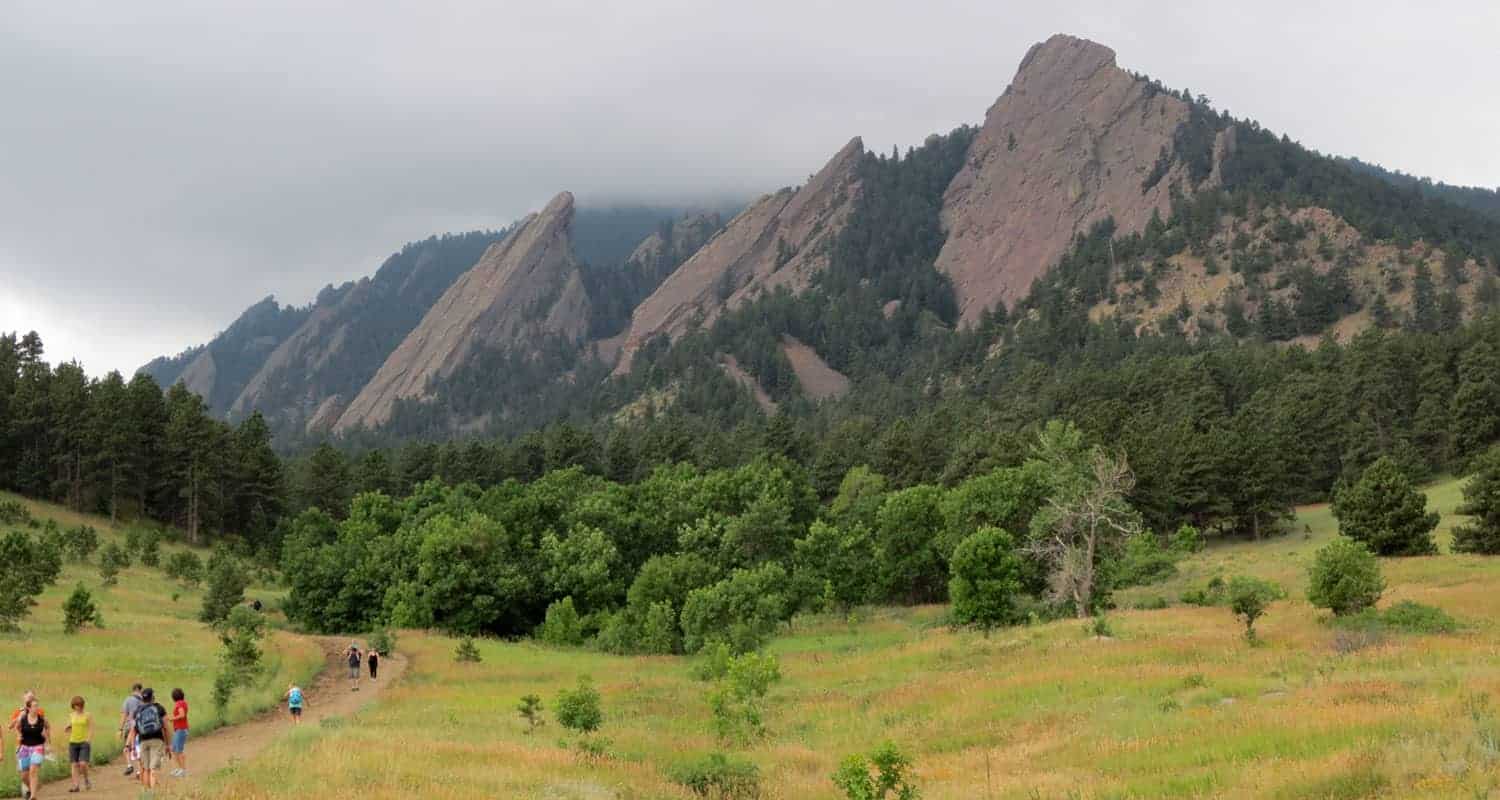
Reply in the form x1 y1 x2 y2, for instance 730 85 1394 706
1452 341 1500 457
200 550 250 625
62 583 102 633
1453 447 1500 554
1332 456 1439 555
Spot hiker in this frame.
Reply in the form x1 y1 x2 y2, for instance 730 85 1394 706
367 646 380 682
169 688 189 778
345 642 362 691
119 683 142 778
10 698 48 800
132 688 169 790
284 683 305 724
65 695 93 793
10 691 45 800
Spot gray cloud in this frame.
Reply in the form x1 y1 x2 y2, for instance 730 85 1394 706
2 0 1497 376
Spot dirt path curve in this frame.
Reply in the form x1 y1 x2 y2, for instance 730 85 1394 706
43 636 406 800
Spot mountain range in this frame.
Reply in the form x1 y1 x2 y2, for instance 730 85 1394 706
143 34 1500 447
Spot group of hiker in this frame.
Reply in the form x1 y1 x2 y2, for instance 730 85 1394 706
6 642 381 797
5 683 188 799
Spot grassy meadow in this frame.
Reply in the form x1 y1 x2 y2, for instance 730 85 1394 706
197 474 1500 799
0 492 323 797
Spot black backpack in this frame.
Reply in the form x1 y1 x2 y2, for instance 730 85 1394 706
135 703 163 737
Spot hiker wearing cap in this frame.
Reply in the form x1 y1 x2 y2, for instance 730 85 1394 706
344 643 362 691
132 689 168 790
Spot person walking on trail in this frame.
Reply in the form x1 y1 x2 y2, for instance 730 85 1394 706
10 691 46 800
345 642 362 691
168 688 189 778
367 646 380 682
118 683 142 778
64 695 93 793
10 698 49 800
284 684 305 725
132 688 169 790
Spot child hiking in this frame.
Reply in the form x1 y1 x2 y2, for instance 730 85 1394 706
169 688 189 777
285 683 305 724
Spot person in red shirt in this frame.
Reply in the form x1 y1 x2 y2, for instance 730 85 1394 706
169 688 189 778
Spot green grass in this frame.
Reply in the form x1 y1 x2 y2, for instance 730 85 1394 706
195 474 1500 799
0 493 322 797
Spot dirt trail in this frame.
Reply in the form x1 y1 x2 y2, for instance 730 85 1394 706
41 637 405 800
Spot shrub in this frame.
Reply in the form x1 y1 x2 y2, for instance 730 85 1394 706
1331 456 1439 555
62 525 99 562
639 600 680 654
692 642 736 683
1133 596 1169 610
537 596 585 646
556 676 604 734
1453 447 1500 554
62 583 102 634
98 542 129 586
831 741 920 800
1085 615 1115 638
0 499 32 525
669 753 761 798
1180 575 1227 607
454 636 482 663
707 651 781 745
368 627 396 655
200 551 250 625
164 551 204 585
1378 600 1460 634
947 527 1025 631
1113 531 1180 588
517 694 545 734
1227 576 1283 642
1307 537 1385 616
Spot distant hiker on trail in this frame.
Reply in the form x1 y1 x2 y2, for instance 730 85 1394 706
65 695 94 793
169 688 189 778
132 688 169 790
367 646 380 682
284 683 305 725
119 683 142 778
345 642 362 691
10 698 49 800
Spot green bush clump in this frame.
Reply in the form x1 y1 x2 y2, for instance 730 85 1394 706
947 527 1025 630
164 550 204 585
832 741 920 800
1307 537 1385 616
537 596 585 646
669 753 761 798
1331 456 1438 556
1180 575 1227 606
556 677 604 734
1380 600 1460 633
1227 576 1283 643
454 636 482 663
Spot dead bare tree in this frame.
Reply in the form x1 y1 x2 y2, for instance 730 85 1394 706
1027 448 1141 618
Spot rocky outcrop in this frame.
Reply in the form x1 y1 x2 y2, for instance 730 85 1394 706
614 138 865 373
229 230 499 432
176 350 217 400
334 192 589 432
936 34 1220 323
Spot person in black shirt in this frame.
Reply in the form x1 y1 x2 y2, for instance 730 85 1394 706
9 698 48 800
367 647 380 681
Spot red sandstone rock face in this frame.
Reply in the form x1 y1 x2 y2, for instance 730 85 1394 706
936 34 1213 324
613 137 864 374
335 191 589 432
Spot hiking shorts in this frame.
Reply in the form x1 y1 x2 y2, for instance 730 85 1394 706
171 729 188 754
68 742 91 764
140 738 167 771
16 745 44 771
289 705 303 717
348 663 360 679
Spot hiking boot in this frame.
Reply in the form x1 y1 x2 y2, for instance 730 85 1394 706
123 764 135 776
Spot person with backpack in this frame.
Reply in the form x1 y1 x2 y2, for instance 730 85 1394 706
9 698 48 800
132 688 168 790
168 688 189 778
284 684 305 725
118 684 142 778
64 695 94 793
344 643 362 691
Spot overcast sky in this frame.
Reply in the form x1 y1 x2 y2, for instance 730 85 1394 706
3 1 1497 377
